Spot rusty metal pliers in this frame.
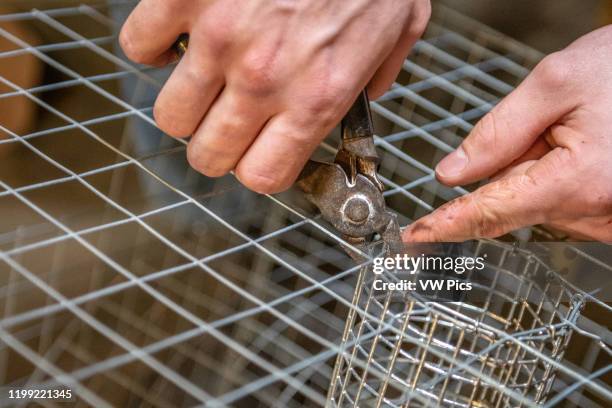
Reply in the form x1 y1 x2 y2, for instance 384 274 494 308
296 90 402 260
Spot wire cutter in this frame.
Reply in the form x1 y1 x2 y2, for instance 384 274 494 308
296 90 402 261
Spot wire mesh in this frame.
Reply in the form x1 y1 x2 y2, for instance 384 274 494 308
0 2 610 407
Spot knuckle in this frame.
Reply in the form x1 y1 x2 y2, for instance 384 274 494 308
534 52 572 89
186 143 205 172
182 63 205 84
469 177 530 237
153 104 192 138
300 73 354 126
469 198 505 238
197 3 237 56
236 51 279 96
198 21 232 57
303 92 334 117
504 174 539 204
118 29 144 64
586 186 612 214
303 89 344 124
281 127 323 154
186 144 227 177
236 167 288 195
465 112 501 156
180 63 220 95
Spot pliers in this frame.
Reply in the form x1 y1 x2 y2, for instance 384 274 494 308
173 36 401 261
297 90 402 261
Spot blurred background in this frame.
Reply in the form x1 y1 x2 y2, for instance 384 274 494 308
438 0 610 52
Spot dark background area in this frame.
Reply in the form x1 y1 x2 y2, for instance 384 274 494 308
437 0 609 52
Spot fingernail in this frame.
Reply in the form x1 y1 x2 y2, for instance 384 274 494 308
436 146 468 178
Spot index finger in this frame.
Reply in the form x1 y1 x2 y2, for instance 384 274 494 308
402 161 560 242
119 0 192 66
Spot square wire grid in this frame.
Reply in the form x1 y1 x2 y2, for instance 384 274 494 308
0 2 610 408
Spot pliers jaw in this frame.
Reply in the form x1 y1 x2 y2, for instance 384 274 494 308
298 161 401 260
297 90 402 261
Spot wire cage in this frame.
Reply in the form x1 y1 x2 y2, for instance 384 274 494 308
327 240 586 408
0 1 610 408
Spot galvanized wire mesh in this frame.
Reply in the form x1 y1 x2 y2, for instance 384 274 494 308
0 2 610 407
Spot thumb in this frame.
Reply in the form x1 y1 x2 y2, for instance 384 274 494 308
435 53 576 187
402 155 567 242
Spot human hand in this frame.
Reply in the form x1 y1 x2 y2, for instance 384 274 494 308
120 0 430 194
402 26 612 243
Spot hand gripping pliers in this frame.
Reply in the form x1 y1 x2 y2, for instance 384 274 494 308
174 36 401 260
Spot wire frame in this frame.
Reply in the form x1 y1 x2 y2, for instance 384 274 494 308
0 2 610 407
